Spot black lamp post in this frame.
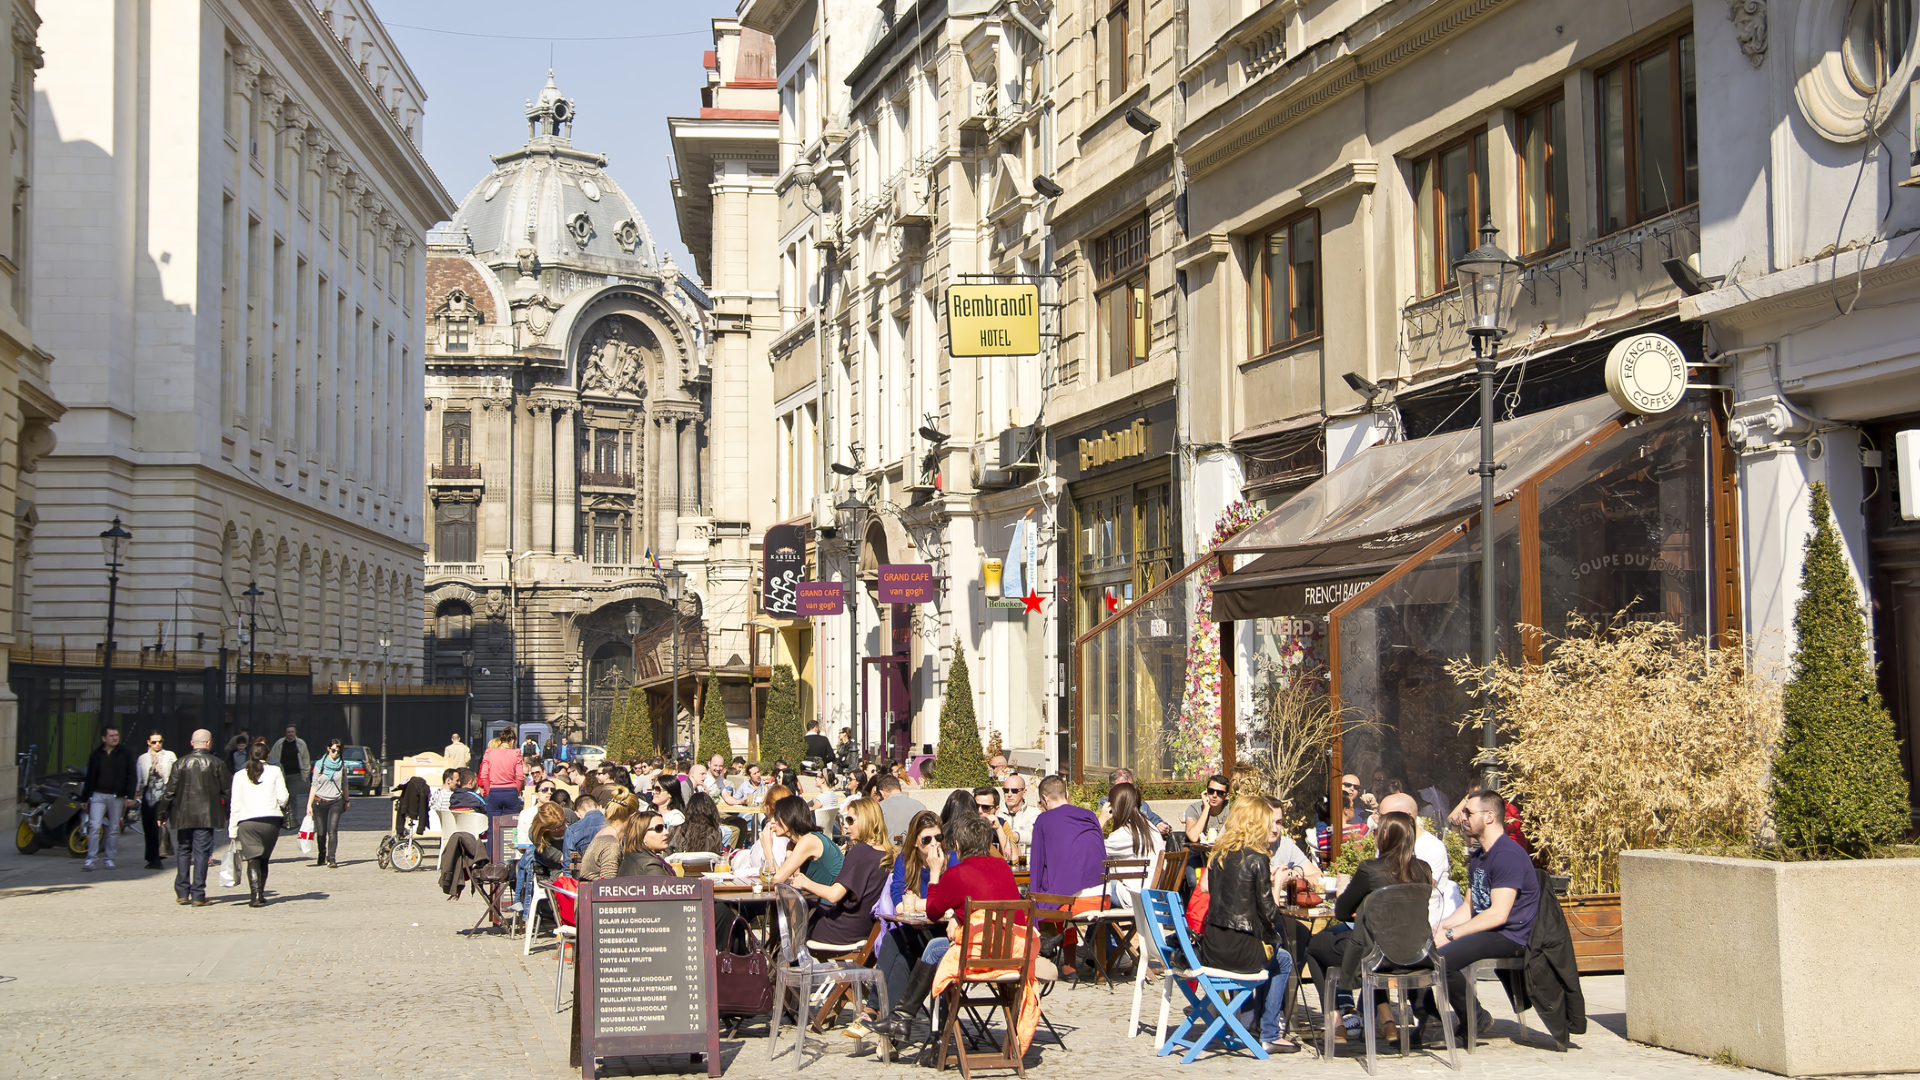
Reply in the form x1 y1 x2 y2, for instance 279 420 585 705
662 569 687 755
835 493 869 754
461 649 476 748
1452 216 1522 788
625 605 642 747
378 630 392 788
99 518 132 724
243 581 263 737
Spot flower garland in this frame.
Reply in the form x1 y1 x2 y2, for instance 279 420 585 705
1168 501 1268 778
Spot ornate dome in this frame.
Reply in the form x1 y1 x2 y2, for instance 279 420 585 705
442 72 660 275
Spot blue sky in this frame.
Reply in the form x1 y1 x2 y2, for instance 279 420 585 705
371 0 742 275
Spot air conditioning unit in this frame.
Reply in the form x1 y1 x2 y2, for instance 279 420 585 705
904 427 937 492
893 175 932 226
812 214 843 252
960 82 994 130
997 425 1041 469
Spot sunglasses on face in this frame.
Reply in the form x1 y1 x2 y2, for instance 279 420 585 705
842 816 857 825
148 739 162 745
1206 789 1228 797
976 802 997 811
1341 783 1360 791
918 836 939 846
647 823 671 834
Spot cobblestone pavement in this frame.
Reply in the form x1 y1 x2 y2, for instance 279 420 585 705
0 798 1876 1079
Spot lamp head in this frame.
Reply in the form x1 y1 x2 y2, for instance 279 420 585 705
662 568 686 603
625 607 641 636
917 425 948 444
1124 107 1161 135
100 517 132 568
829 462 859 476
1031 174 1064 199
1452 216 1521 347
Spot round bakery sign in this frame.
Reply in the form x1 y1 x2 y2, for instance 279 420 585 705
1604 333 1689 415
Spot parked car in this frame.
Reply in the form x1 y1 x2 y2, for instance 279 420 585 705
557 744 606 770
341 745 380 794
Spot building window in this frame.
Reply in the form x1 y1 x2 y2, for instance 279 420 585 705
435 599 473 641
434 502 476 563
591 511 626 565
1254 212 1320 352
1096 216 1149 377
1412 130 1490 297
441 410 471 466
1517 97 1570 254
444 318 470 352
1106 0 1137 99
1597 29 1698 235
593 430 620 474
1843 0 1912 93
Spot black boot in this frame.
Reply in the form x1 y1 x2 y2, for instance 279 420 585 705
256 859 270 903
247 862 265 907
869 961 940 1043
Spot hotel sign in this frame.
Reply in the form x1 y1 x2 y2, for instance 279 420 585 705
1055 401 1176 482
946 283 1040 357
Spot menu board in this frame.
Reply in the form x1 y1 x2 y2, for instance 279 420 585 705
577 876 721 1078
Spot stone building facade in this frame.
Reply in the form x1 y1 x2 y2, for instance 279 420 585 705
423 77 734 749
29 1 449 712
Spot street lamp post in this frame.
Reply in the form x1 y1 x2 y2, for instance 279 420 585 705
461 649 476 748
624 606 642 749
835 494 869 755
99 518 132 724
378 630 392 788
243 581 263 739
1452 216 1522 789
662 569 687 756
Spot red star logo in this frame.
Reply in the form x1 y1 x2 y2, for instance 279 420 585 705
1021 591 1045 614
1104 591 1121 614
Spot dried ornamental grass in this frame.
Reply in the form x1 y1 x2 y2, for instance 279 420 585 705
1449 614 1782 894
1236 666 1340 831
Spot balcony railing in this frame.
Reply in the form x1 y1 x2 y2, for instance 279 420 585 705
580 470 634 488
431 463 482 480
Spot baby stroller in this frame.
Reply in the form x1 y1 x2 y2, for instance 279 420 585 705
375 776 439 872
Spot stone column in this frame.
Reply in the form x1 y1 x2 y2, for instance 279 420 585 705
555 404 578 557
481 396 512 557
679 413 698 517
531 400 555 553
655 411 679 559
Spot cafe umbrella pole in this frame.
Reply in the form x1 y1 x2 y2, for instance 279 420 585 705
1452 217 1521 791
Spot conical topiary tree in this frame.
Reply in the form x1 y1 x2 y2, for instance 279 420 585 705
1773 481 1909 857
603 686 639 763
758 664 806 770
935 640 990 788
697 675 732 764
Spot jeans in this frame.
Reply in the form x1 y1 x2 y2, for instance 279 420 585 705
174 827 216 901
484 787 523 814
1306 924 1357 1011
311 797 346 861
86 793 121 862
1245 948 1297 1043
920 935 953 966
141 799 166 864
877 923 933 1006
1437 932 1524 1029
283 776 307 827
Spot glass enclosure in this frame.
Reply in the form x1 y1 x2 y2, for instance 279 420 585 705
1079 569 1197 780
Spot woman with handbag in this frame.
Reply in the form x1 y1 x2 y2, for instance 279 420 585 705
306 739 350 868
230 743 288 908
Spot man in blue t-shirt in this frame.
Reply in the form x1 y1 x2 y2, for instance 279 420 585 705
1433 790 1540 1036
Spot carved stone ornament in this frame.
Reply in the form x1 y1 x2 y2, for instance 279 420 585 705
522 293 558 338
485 591 510 620
566 211 594 250
515 246 540 280
613 218 642 254
579 317 649 397
1728 0 1766 67
435 287 483 322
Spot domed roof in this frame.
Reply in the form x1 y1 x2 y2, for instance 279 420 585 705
441 73 660 273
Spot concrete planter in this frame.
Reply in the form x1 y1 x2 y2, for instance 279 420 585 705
1621 849 1920 1076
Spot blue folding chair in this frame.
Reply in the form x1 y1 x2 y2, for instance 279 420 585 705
1138 888 1270 1064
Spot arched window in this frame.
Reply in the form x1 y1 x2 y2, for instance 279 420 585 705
435 599 473 642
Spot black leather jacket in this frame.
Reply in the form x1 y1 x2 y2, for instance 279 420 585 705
1205 847 1282 936
161 750 231 831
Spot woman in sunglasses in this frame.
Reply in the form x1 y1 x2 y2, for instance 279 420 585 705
615 811 674 877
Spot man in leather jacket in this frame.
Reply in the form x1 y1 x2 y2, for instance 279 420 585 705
161 730 231 906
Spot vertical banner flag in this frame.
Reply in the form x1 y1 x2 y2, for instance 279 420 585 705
762 524 804 618
1001 519 1025 599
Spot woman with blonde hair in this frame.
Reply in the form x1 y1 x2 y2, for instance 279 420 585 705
1199 791 1300 1054
579 785 640 881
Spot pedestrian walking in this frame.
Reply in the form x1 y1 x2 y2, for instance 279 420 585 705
444 732 471 769
134 732 177 869
306 739 351 868
267 725 310 829
160 729 230 906
80 725 138 870
231 742 289 907
478 733 526 814
227 734 250 773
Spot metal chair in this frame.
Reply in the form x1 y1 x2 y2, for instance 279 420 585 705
1138 888 1269 1064
934 899 1039 1079
1350 883 1460 1075
765 883 892 1069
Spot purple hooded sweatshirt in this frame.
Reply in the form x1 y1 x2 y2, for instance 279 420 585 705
1029 803 1106 897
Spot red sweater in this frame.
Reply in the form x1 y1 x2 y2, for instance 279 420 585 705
477 747 524 793
926 855 1026 925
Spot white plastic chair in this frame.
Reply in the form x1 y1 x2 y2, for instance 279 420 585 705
435 810 489 873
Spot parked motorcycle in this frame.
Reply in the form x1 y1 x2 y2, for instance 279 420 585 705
14 766 89 857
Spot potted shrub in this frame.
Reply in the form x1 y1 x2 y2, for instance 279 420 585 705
1451 606 1782 975
1616 483 1916 1077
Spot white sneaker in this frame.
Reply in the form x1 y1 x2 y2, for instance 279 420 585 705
82 860 96 871
105 859 115 869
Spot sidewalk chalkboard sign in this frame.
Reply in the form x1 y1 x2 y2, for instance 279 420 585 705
577 876 721 1078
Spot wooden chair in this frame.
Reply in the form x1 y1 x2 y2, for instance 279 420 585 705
936 899 1039 1079
1080 857 1152 986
